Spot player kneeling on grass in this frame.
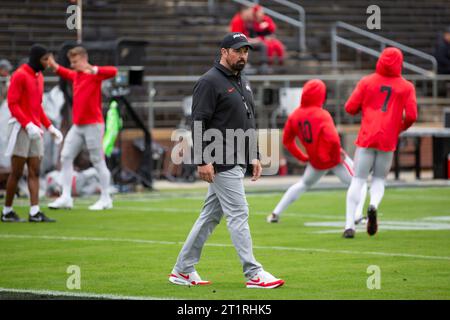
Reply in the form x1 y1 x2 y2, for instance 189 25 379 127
266 79 367 239
46 47 117 211
344 47 417 237
2 44 63 223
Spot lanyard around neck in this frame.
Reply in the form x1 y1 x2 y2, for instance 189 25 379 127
224 74 253 119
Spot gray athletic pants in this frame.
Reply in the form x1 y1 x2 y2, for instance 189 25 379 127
174 165 262 279
354 147 394 179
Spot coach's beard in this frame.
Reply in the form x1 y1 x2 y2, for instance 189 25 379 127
231 60 246 72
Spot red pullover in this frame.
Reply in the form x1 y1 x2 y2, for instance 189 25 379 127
345 47 417 152
283 79 342 170
229 13 251 36
7 64 51 129
56 65 117 125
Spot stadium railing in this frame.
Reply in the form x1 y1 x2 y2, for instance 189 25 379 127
2 74 450 179
1 74 450 129
331 21 439 98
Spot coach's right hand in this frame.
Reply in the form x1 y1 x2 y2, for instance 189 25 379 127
198 164 215 183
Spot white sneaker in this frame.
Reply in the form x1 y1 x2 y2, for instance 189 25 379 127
88 197 113 211
246 270 284 289
266 213 279 223
48 196 73 210
169 270 211 286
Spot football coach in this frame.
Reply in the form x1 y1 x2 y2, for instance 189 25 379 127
169 33 284 289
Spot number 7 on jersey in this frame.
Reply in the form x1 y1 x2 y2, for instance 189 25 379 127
380 85 392 112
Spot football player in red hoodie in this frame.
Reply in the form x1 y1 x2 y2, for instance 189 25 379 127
47 46 117 211
2 44 63 223
267 79 367 238
345 47 417 237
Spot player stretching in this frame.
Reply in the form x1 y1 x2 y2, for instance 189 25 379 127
267 79 367 238
47 47 117 210
345 47 417 236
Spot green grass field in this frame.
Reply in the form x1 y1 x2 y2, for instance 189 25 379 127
1 186 449 300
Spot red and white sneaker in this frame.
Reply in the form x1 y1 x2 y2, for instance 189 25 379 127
246 270 285 289
169 270 211 286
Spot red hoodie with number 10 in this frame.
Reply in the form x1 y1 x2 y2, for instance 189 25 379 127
283 79 342 170
345 47 417 152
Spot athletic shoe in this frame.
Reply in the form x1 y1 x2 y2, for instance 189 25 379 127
266 213 279 223
342 228 355 239
88 197 113 211
48 196 73 210
1 211 25 223
367 205 378 236
355 216 367 225
29 211 56 223
169 271 211 286
246 270 284 289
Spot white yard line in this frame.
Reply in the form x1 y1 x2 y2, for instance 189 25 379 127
0 287 175 300
108 206 338 219
107 206 342 219
0 233 449 261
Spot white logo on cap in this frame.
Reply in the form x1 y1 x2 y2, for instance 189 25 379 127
233 33 247 40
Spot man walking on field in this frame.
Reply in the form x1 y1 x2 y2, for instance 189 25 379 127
169 33 284 289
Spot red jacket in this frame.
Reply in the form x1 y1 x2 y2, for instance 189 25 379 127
56 65 117 125
7 64 51 129
345 47 417 152
283 79 342 170
253 15 276 38
229 13 251 37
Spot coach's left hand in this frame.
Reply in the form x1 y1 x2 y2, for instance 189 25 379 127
251 159 262 181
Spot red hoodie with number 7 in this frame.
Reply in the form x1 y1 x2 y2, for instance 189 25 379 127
283 79 342 170
345 47 417 152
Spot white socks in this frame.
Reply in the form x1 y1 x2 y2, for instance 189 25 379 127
2 206 13 215
346 177 386 230
370 177 385 208
61 158 74 200
345 177 366 230
273 180 308 216
30 205 40 216
60 159 111 201
354 182 368 221
93 160 111 200
3 206 40 216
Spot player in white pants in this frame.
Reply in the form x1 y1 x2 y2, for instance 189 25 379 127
345 148 393 235
49 124 112 210
266 79 367 239
344 47 417 236
47 47 117 210
268 153 367 229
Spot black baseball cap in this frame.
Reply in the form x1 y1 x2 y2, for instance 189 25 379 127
220 32 253 50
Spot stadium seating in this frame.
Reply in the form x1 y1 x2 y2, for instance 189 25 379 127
1 0 449 129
